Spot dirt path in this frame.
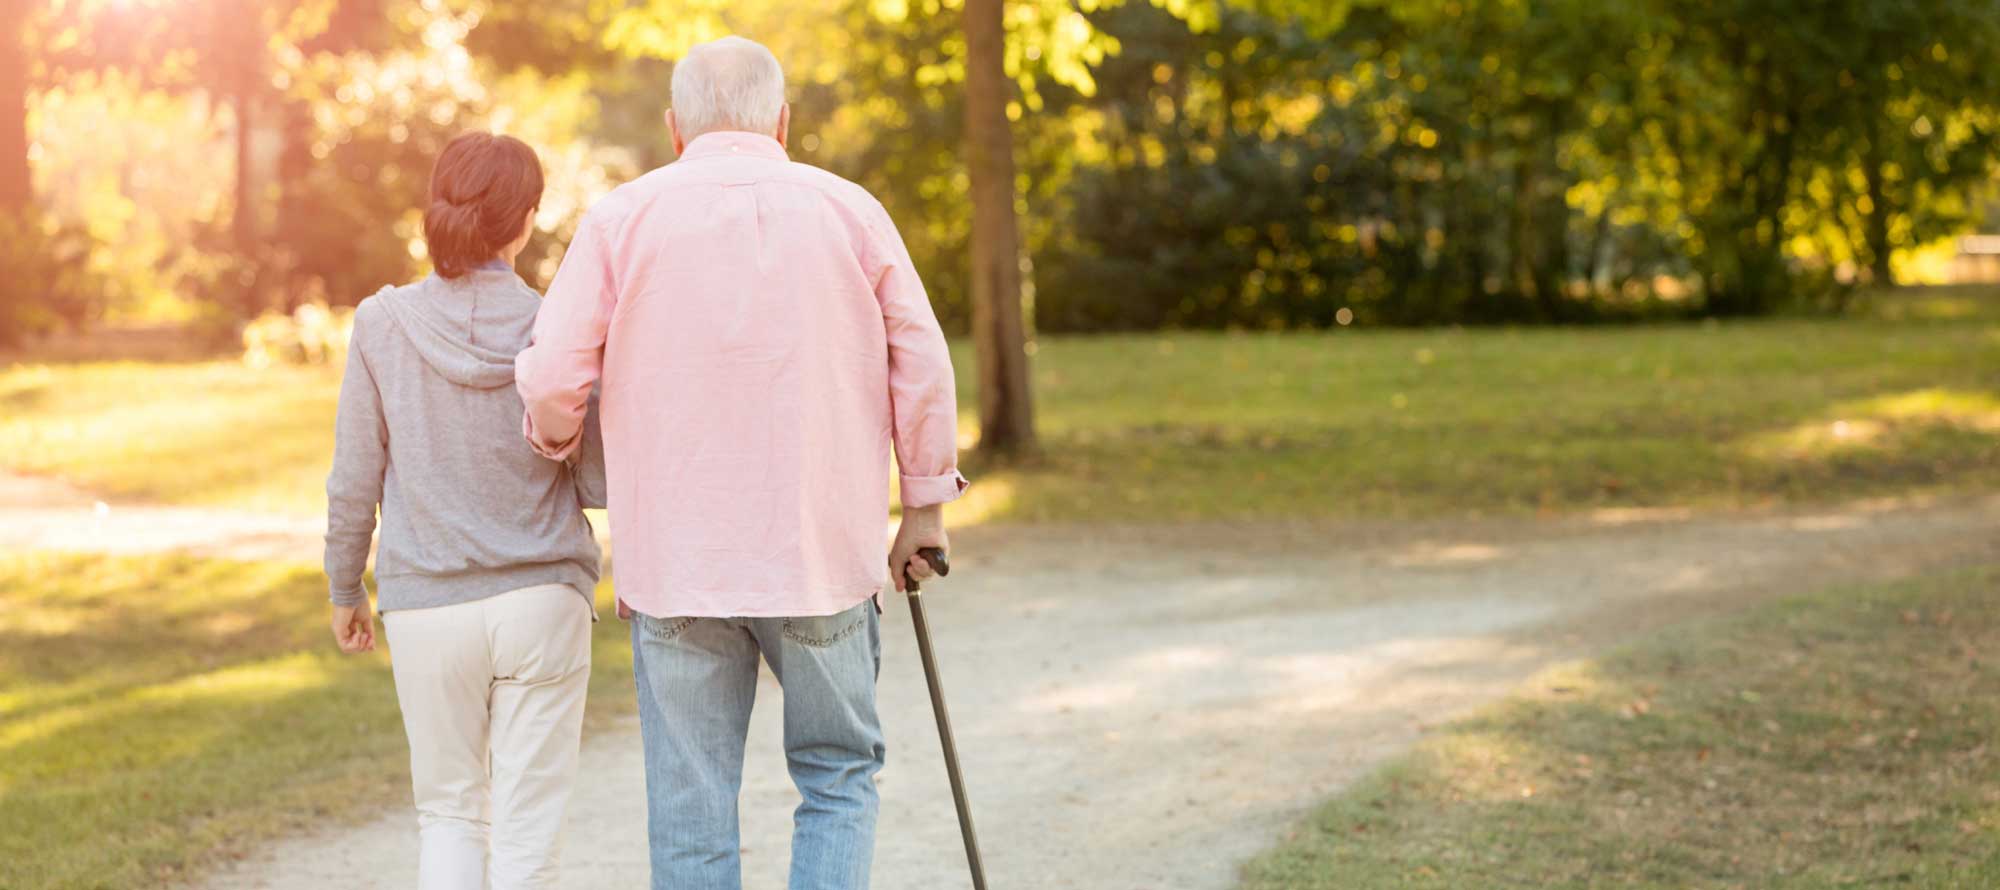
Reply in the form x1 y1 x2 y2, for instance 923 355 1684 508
0 475 329 561
75 490 1968 890
9 472 1996 888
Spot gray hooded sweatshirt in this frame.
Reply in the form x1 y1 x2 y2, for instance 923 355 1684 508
324 265 603 612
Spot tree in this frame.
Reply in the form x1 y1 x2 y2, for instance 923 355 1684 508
962 0 1036 454
213 0 267 285
34 0 411 315
180 0 396 313
1828 0 2000 286
508 0 1048 454
0 0 27 213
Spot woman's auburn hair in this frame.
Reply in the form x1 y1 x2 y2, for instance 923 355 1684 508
423 132 544 279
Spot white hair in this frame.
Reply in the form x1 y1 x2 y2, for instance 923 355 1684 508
671 36 786 140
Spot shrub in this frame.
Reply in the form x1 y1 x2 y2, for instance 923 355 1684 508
241 302 354 368
0 211 105 347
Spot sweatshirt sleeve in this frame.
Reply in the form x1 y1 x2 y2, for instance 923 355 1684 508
324 310 388 607
866 202 969 508
572 386 608 511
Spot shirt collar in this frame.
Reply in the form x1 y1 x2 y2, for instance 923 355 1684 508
677 131 790 163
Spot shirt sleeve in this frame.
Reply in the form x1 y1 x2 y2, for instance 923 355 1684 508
867 204 970 508
324 311 387 607
518 213 617 461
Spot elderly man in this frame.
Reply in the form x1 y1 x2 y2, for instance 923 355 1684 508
516 35 967 890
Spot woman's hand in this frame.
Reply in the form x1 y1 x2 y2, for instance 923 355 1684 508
331 602 377 653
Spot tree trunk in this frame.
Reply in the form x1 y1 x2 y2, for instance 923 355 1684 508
220 0 271 317
227 81 275 317
0 0 31 214
961 0 1036 454
1506 151 1534 303
1584 205 1612 297
1862 130 1895 286
1533 104 1571 315
232 88 256 248
276 97 315 309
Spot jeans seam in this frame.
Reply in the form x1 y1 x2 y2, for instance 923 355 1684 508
642 615 699 641
782 614 865 648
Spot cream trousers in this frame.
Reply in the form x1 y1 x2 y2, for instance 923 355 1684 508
384 584 592 890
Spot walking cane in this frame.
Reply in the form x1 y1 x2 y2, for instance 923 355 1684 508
903 546 989 889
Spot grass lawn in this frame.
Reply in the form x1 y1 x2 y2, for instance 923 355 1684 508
2 287 1997 520
1242 564 2000 889
0 552 638 890
0 361 343 513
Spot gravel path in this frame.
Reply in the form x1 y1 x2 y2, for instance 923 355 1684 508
0 472 329 559
9 474 1996 889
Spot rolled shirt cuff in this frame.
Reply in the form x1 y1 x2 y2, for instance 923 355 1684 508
329 581 368 608
899 469 970 508
522 410 582 461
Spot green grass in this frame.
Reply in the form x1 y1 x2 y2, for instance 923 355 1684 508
0 361 343 513
1242 565 2000 889
3 287 1997 520
0 552 639 890
971 294 2000 521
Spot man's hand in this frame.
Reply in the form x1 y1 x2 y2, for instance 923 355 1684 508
331 601 377 653
889 504 948 593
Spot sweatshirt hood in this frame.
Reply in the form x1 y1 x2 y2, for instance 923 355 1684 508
371 270 540 390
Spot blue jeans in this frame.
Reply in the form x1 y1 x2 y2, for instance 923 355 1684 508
631 600 885 890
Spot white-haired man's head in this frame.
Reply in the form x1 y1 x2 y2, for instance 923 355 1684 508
668 36 789 152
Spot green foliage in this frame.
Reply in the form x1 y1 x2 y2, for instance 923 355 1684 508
1035 4 1352 329
15 0 2000 329
0 210 103 346
1034 0 2000 327
1651 0 2000 312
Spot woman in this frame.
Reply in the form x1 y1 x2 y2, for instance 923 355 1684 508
323 131 603 890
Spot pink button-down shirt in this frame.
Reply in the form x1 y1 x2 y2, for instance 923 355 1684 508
517 131 967 619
